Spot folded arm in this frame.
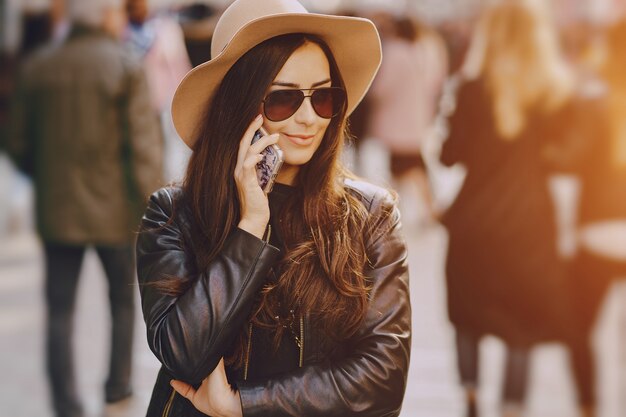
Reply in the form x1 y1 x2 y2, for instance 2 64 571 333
136 188 281 383
238 192 411 417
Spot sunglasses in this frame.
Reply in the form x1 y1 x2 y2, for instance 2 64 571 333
262 87 347 122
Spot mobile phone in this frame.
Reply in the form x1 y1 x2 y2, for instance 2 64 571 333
251 127 284 194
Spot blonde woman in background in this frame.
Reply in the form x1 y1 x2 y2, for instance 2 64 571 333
440 1 602 416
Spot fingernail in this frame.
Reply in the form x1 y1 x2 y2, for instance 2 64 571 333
255 114 263 122
169 380 174 387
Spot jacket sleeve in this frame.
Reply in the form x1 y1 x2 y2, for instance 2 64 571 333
238 191 411 417
122 57 164 204
136 188 281 383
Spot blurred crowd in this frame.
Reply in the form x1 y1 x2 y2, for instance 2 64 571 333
1 0 626 417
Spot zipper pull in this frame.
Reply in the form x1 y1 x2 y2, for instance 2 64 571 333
262 223 272 243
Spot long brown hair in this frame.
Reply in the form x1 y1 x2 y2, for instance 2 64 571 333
158 33 373 366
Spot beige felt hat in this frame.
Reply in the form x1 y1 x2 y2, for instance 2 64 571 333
171 0 382 148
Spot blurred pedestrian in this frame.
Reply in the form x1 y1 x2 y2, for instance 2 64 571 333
440 1 598 416
0 4 55 239
564 18 626 417
335 9 372 173
125 0 192 182
4 0 163 415
178 3 219 68
367 13 447 226
125 0 191 115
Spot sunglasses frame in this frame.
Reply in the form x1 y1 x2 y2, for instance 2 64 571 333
262 87 347 122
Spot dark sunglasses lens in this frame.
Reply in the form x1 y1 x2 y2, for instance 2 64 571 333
264 90 304 121
311 88 346 118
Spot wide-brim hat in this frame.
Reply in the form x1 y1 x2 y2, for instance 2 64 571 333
172 0 382 148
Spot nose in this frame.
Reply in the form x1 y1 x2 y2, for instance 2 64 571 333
293 96 316 125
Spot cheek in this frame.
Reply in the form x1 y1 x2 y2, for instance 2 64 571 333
316 119 332 142
262 120 286 135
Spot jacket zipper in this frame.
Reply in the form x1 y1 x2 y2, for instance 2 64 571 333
162 388 176 417
243 322 253 381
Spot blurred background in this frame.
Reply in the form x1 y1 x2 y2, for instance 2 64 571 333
1 0 626 416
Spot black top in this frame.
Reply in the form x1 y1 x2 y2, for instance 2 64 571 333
246 182 301 380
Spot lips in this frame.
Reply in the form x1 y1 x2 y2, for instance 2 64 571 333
283 133 315 145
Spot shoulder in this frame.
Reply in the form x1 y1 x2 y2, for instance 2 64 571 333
344 178 398 218
79 34 144 74
112 41 145 74
19 42 60 78
344 179 405 253
149 185 184 207
145 185 186 219
140 185 192 239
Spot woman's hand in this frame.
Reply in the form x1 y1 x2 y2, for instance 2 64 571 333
170 358 243 417
235 114 279 239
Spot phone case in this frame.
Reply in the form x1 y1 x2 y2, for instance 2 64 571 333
252 128 284 193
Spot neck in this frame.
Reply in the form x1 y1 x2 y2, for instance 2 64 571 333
276 163 299 185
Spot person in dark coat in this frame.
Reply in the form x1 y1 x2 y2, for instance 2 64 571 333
564 19 626 417
440 1 597 416
3 1 163 416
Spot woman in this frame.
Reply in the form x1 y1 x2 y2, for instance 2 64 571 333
367 13 447 226
567 18 626 417
440 1 595 416
136 0 411 416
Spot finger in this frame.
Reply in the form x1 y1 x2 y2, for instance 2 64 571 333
170 380 196 400
248 133 279 155
235 117 264 176
237 114 264 162
234 153 263 184
242 154 264 171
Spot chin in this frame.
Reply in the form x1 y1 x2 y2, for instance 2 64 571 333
284 152 315 167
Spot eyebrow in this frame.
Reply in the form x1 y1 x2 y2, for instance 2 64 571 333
271 78 332 88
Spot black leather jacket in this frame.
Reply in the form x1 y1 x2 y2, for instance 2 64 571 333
136 179 411 417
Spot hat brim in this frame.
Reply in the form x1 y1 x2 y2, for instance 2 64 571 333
172 13 382 148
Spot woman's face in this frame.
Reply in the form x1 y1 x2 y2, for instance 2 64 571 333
263 42 333 185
